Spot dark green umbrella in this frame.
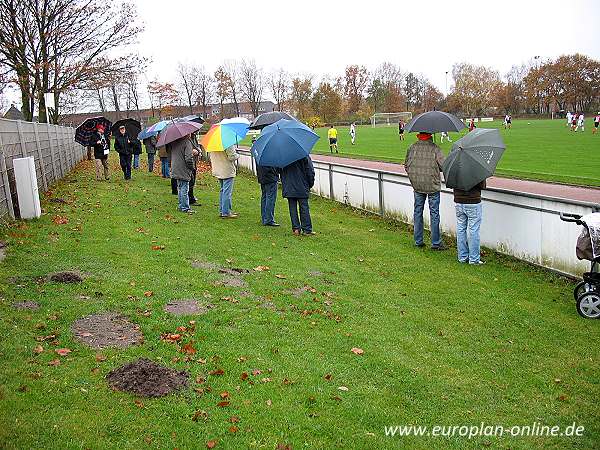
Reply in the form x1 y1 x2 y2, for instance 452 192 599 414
442 128 506 191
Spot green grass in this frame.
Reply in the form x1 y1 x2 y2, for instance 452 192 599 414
0 159 599 449
247 119 600 187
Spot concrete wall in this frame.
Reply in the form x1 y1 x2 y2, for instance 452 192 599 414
237 149 599 277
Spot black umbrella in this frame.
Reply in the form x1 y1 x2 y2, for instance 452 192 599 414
175 114 205 124
249 111 298 130
74 116 112 147
404 110 465 133
111 118 142 139
442 128 506 191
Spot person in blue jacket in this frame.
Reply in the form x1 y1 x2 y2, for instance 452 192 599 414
280 156 315 236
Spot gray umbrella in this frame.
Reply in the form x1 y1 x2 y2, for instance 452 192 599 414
250 111 298 130
404 110 465 133
442 128 506 191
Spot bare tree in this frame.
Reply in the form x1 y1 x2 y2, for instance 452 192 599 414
0 0 143 123
176 63 201 114
214 66 230 120
268 69 289 111
240 59 264 117
223 60 240 116
197 67 213 119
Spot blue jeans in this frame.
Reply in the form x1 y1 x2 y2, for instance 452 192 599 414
413 191 441 247
455 203 483 263
133 154 140 169
177 179 190 212
147 153 155 172
219 178 235 216
119 153 132 180
288 197 312 233
260 182 278 225
160 157 169 178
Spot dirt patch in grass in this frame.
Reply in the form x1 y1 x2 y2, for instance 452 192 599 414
48 271 83 283
257 300 277 310
308 270 323 277
216 276 248 288
12 300 39 310
107 358 189 398
191 259 219 271
218 267 250 275
71 312 143 349
164 299 215 316
48 198 69 204
286 285 317 297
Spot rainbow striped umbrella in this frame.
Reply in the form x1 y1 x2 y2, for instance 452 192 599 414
201 117 250 152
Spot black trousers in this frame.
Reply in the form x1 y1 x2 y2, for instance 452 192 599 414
119 153 132 180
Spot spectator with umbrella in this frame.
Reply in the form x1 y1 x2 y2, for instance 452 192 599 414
157 121 203 214
112 119 142 170
442 128 506 265
252 119 319 235
143 135 158 172
132 138 143 169
74 116 112 160
202 118 250 219
91 124 110 181
404 111 465 250
113 125 133 180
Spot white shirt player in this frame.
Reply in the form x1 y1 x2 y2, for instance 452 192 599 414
566 111 572 126
349 123 356 144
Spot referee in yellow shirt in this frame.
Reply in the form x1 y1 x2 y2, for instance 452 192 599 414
327 125 338 153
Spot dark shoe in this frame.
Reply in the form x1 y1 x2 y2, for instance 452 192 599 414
302 231 316 236
292 229 301 236
265 222 280 227
415 243 425 248
189 198 197 205
431 245 448 251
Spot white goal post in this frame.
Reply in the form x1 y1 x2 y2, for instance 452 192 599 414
371 112 413 127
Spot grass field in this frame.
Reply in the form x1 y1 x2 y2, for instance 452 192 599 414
0 159 598 449
248 119 600 187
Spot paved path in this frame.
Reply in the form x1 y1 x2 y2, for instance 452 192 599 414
311 154 600 204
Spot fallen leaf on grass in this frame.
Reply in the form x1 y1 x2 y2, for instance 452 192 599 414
181 342 197 355
229 416 240 423
144 291 154 297
324 374 332 381
276 444 292 450
206 439 217 448
338 386 349 391
351 347 364 355
266 399 272 407
33 345 44 354
253 265 270 272
217 401 230 407
55 348 72 356
192 410 208 422
95 354 107 362
251 369 262 376
134 399 144 408
220 391 229 399
151 245 165 251
209 368 224 376
228 426 238 433
52 215 69 225
240 372 248 381
275 274 286 279
48 359 60 366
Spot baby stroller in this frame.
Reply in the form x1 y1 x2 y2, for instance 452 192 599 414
560 212 600 318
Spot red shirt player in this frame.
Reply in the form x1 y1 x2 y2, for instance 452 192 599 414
469 118 476 132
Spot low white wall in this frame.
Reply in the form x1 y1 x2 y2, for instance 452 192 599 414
237 150 598 277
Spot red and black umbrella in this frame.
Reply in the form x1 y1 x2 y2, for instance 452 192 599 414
74 116 112 146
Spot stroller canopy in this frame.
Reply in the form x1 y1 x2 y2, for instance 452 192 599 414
578 213 600 260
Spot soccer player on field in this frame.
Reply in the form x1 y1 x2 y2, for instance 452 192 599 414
576 113 584 132
571 114 577 131
593 112 600 135
328 125 338 153
440 132 452 143
349 122 356 145
398 120 405 141
566 111 572 127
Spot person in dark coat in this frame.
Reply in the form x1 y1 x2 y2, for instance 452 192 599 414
131 138 143 169
257 164 279 226
280 156 315 235
169 136 198 214
143 136 157 172
113 125 132 180
92 124 110 181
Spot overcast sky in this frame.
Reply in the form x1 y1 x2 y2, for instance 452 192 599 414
3 0 600 111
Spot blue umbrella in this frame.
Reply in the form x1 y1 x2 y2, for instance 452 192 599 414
251 119 319 168
138 120 170 140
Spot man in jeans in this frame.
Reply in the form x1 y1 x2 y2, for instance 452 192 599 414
280 156 315 236
454 181 485 264
169 136 198 214
404 132 445 250
210 146 239 218
256 164 280 226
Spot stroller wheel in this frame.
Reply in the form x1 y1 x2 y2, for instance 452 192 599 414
573 281 596 301
576 292 600 319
